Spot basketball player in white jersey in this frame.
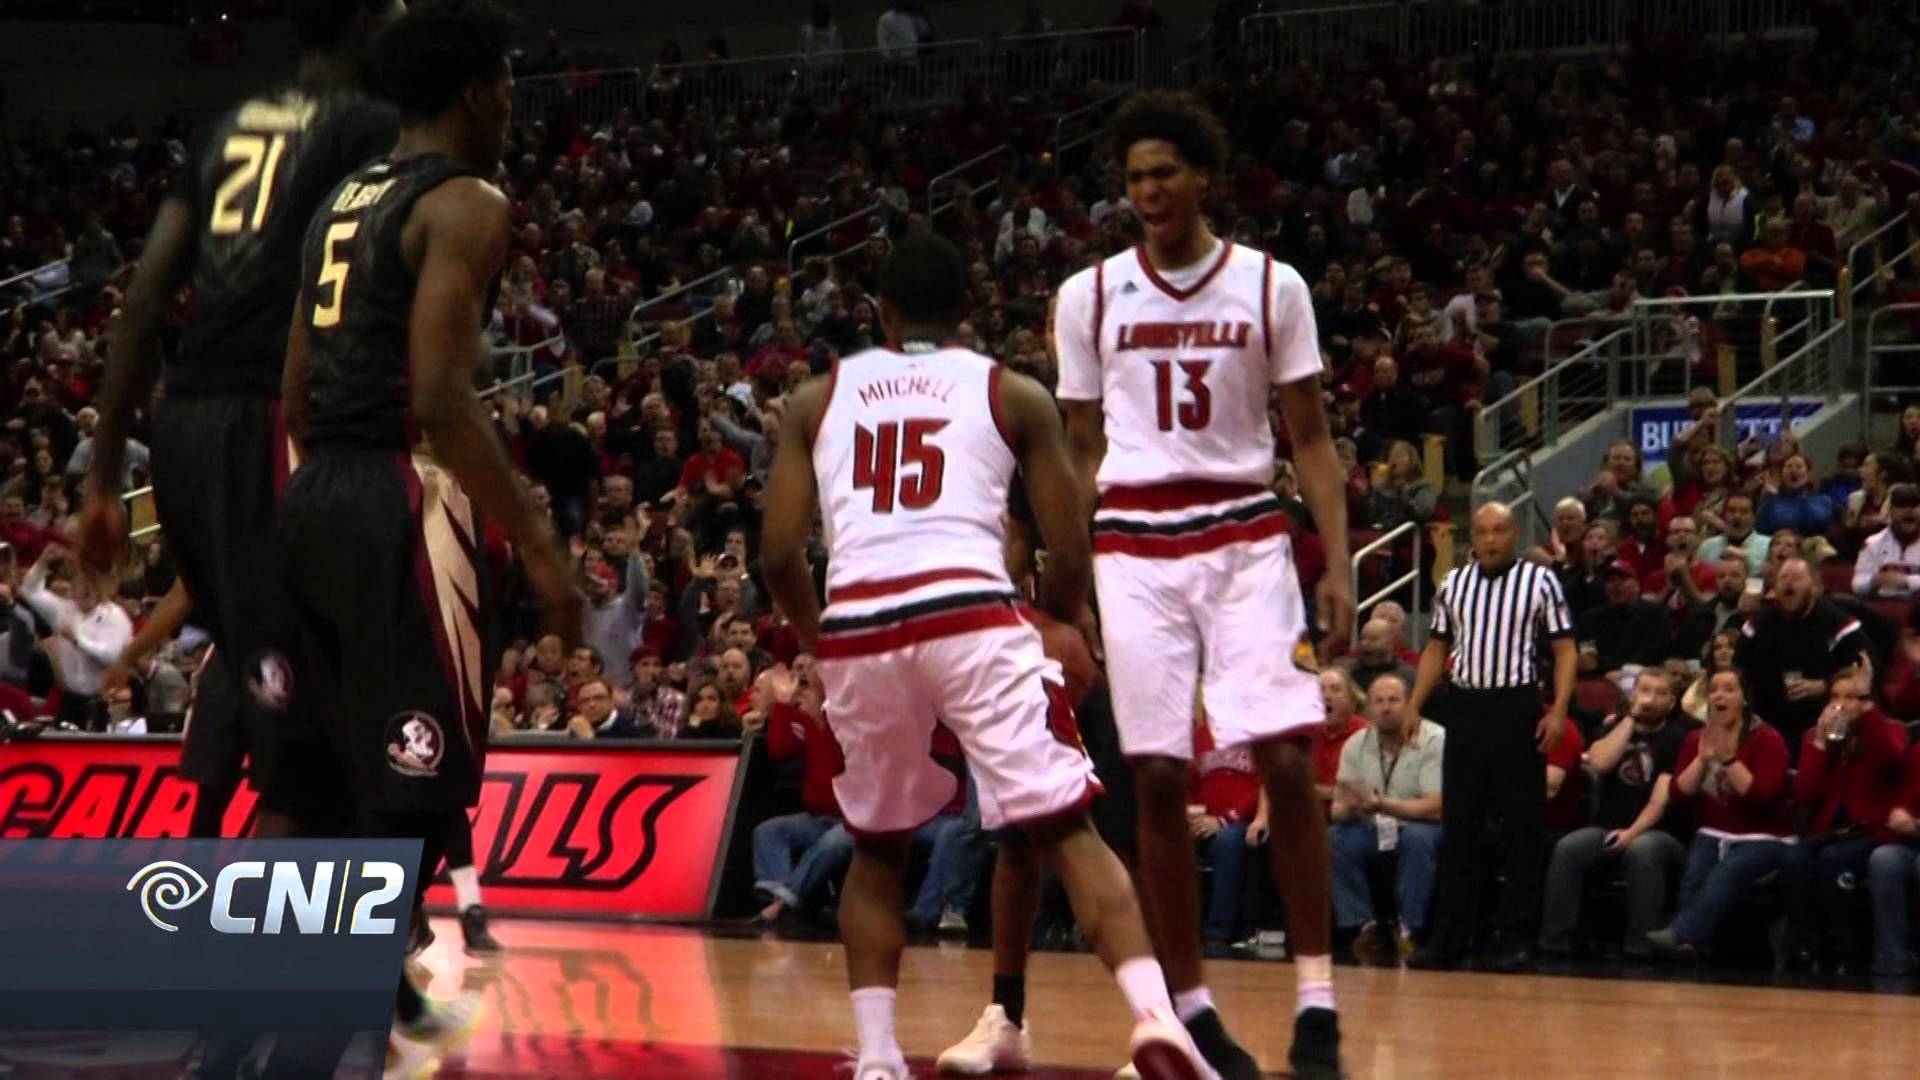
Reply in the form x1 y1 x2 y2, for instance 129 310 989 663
1053 91 1352 1080
761 234 1211 1080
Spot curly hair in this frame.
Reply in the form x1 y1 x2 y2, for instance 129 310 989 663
374 0 519 123
1107 90 1231 176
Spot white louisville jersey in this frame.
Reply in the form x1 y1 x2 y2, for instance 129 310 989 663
812 345 1017 600
1053 241 1323 492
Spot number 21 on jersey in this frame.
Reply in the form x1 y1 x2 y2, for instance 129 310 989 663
853 419 947 513
1152 359 1212 431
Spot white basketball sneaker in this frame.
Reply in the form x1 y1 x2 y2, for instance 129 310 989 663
936 1004 1032 1074
1126 1007 1216 1080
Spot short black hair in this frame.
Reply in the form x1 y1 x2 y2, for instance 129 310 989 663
1108 90 1230 176
375 0 518 123
878 235 971 329
287 0 386 51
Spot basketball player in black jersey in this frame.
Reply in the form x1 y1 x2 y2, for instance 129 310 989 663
78 0 402 841
281 1 575 1059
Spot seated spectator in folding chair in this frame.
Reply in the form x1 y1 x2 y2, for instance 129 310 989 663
1868 735 1920 975
1647 670 1793 960
1329 673 1444 964
752 667 849 925
1783 666 1908 974
1190 708 1267 948
1540 668 1694 958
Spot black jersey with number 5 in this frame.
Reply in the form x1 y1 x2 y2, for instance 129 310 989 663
297 153 481 454
173 85 397 398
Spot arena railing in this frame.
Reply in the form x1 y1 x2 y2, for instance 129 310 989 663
1864 303 1920 414
625 267 737 333
1240 0 1813 66
1473 325 1634 466
0 258 73 318
1349 521 1424 649
1052 90 1130 161
513 28 1154 127
789 199 889 274
1626 287 1838 399
1714 296 1853 457
928 145 1014 220
1844 211 1918 320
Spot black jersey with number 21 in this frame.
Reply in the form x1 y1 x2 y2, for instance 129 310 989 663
173 85 397 397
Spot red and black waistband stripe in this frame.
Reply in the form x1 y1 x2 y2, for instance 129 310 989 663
818 596 1026 660
1092 495 1286 537
821 588 1022 636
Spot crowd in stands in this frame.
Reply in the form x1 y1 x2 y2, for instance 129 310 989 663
8 0 1920 977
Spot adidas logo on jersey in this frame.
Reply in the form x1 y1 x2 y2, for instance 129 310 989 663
1120 281 1139 293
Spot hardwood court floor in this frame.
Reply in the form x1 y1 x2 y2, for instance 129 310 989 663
415 917 1920 1078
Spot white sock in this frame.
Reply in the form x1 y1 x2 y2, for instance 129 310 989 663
1115 958 1175 1020
850 987 901 1062
1171 985 1215 1024
1295 953 1336 1014
449 865 482 912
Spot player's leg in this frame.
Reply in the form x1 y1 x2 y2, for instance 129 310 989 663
937 828 1041 1075
445 809 502 956
1200 535 1341 1079
1093 554 1254 1073
929 624 1207 1079
840 828 915 1079
812 644 951 1080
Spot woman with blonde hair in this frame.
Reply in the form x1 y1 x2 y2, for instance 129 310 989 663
1681 630 1741 722
1367 440 1438 531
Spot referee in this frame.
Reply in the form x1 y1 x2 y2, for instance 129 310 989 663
1406 502 1575 973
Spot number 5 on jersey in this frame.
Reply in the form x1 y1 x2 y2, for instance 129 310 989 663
1153 359 1212 431
853 419 948 513
311 221 358 329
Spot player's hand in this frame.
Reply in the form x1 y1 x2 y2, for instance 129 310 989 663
1189 813 1221 839
75 492 126 575
1603 828 1632 850
1314 572 1354 659
1536 708 1566 753
1889 806 1918 837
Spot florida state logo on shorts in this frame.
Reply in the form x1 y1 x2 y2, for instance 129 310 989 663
385 711 444 778
246 651 294 711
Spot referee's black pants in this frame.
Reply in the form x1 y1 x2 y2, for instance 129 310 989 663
1430 685 1545 952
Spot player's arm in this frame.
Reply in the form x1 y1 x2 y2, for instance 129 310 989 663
1051 275 1105 518
409 179 579 641
1270 262 1352 646
80 194 195 569
761 379 827 648
104 577 191 692
1001 370 1092 625
282 300 311 458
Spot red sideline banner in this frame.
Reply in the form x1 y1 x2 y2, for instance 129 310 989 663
0 737 745 919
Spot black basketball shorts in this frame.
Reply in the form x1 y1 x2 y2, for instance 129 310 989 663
278 449 496 814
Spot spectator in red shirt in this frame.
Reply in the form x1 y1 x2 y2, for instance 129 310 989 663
1642 515 1719 635
1648 670 1793 959
1615 497 1668 583
1868 739 1920 975
1192 713 1265 946
751 668 850 923
1783 667 1909 973
1786 192 1839 283
678 418 747 501
1543 709 1588 834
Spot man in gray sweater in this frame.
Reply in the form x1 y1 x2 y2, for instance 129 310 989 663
584 552 650 690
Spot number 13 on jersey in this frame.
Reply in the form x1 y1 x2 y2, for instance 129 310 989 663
853 419 948 513
1152 359 1212 432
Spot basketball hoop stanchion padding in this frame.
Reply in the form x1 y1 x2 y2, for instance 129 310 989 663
0 734 753 921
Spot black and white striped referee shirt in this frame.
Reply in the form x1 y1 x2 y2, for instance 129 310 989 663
1429 558 1574 689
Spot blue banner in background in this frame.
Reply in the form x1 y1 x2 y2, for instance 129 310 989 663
0 838 420 1039
1632 399 1824 472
